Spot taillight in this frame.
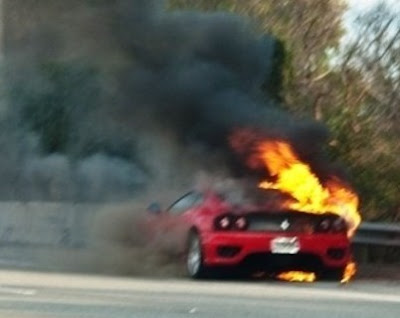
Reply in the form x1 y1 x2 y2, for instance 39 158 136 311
214 214 248 231
315 217 347 234
315 218 332 233
332 218 347 233
234 216 248 231
215 214 234 230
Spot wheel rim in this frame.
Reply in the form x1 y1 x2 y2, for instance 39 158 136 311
187 236 201 276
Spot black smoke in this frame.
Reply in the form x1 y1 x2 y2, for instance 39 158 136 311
113 0 331 179
0 0 337 202
0 1 147 202
0 0 350 276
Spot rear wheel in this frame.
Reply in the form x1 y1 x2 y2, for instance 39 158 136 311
186 232 208 279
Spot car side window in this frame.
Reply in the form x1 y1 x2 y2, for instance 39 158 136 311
167 192 203 215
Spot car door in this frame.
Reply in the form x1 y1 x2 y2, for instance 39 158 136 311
164 191 204 251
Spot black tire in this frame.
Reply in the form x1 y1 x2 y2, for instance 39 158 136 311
186 232 208 279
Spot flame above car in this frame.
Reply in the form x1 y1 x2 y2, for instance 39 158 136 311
230 129 361 237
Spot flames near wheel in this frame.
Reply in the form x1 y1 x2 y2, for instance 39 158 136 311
277 271 317 283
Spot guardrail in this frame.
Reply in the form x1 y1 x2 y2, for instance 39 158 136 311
353 222 400 247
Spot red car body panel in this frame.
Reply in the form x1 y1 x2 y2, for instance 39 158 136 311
201 232 350 267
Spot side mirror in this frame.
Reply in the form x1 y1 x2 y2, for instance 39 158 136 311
147 202 162 215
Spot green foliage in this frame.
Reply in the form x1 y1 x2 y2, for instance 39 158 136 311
168 0 235 11
327 111 399 220
10 61 100 153
325 3 400 221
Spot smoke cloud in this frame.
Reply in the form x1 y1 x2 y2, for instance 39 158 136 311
113 0 331 180
0 0 353 276
0 0 335 202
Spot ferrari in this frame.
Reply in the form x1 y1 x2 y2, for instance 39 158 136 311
143 189 352 281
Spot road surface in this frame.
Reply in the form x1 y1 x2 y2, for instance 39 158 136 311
0 270 399 318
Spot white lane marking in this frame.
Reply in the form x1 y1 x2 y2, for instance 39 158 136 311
0 286 37 296
0 270 399 303
189 307 198 314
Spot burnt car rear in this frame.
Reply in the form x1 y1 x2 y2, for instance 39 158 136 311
207 209 350 279
143 189 353 281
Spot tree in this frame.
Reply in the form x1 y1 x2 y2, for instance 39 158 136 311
169 0 347 117
327 3 400 220
9 61 101 154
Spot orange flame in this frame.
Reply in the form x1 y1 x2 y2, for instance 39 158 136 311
230 130 361 236
277 271 316 282
341 261 357 283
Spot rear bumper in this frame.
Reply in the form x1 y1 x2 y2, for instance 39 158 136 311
202 231 351 269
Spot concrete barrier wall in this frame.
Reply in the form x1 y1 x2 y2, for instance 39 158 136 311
0 202 102 248
1 202 398 270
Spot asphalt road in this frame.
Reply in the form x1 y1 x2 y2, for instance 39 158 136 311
0 270 399 318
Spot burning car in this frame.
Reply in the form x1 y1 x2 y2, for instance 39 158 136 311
141 135 361 282
143 188 354 282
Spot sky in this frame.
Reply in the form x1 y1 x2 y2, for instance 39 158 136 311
344 0 400 38
348 0 400 11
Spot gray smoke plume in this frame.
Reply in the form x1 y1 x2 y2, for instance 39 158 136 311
0 1 147 202
0 0 337 201
0 0 351 276
113 0 331 180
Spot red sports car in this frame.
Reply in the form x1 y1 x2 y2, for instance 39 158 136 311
143 189 352 281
